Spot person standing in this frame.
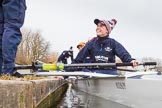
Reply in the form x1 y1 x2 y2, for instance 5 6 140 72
73 18 138 75
0 0 26 77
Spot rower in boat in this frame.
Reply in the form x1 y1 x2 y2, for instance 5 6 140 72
57 46 73 64
77 42 86 51
73 18 138 75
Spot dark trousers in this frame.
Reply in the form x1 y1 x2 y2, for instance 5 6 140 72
0 0 26 74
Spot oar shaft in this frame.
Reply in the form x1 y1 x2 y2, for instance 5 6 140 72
14 65 41 70
65 63 116 66
14 62 157 71
117 68 138 72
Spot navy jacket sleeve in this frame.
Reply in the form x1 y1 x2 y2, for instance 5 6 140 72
114 40 134 62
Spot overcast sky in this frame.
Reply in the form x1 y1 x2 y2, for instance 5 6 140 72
24 0 162 60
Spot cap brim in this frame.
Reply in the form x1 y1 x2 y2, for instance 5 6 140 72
94 19 100 25
77 45 80 48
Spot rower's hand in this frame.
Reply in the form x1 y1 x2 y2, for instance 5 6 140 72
131 60 138 67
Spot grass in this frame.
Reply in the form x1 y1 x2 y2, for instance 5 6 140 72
0 74 43 80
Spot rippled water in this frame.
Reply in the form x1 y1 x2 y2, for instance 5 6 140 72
57 84 131 108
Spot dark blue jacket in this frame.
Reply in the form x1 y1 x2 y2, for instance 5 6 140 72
73 36 134 74
57 50 73 64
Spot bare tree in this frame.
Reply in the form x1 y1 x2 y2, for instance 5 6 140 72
16 28 52 64
52 52 59 63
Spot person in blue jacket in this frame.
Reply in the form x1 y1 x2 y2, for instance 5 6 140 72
57 46 73 64
0 0 26 77
73 18 138 75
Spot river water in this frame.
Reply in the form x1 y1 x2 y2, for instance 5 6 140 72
57 84 131 108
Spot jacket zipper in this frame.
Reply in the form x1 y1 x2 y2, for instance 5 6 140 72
100 44 103 51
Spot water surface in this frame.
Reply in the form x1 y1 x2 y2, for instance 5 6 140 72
57 84 131 108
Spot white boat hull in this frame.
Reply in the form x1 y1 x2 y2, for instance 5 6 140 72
73 72 162 108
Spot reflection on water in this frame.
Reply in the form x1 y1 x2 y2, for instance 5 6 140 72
57 84 131 108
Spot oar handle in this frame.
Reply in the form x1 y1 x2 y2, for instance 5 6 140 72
116 62 157 67
142 62 157 66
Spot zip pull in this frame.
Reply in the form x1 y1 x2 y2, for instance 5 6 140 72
100 44 103 51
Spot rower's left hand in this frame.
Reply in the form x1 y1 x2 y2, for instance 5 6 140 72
131 60 138 67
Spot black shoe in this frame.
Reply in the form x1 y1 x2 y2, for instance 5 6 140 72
12 72 24 78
